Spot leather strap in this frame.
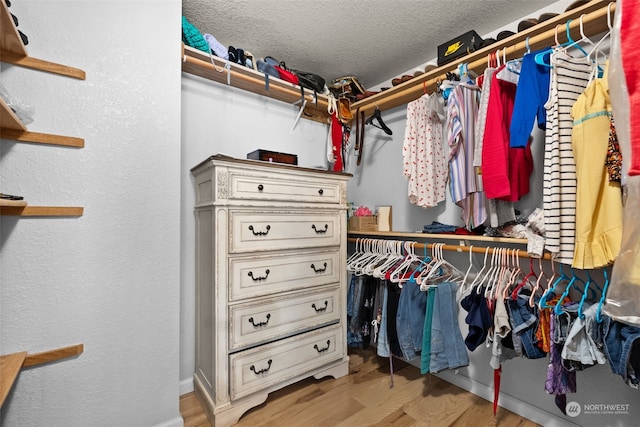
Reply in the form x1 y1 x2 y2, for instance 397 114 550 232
357 110 365 166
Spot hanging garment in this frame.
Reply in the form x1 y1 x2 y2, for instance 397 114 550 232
429 281 469 373
447 84 487 229
545 311 577 414
543 51 593 265
606 0 640 327
377 282 391 358
561 304 607 371
481 65 534 201
619 0 640 175
396 280 427 360
474 66 516 227
460 289 493 351
570 61 623 269
510 49 552 148
420 287 436 374
402 93 447 208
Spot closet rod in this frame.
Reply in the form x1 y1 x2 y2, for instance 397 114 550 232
181 44 330 124
347 237 552 260
351 0 615 118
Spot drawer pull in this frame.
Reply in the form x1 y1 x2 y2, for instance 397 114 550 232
250 359 273 375
314 340 331 353
249 224 271 236
257 184 264 191
310 262 327 273
311 300 328 313
311 224 328 234
318 189 324 195
248 313 271 327
248 269 270 281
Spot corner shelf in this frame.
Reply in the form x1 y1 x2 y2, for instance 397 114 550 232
0 206 83 217
0 344 83 408
181 44 331 124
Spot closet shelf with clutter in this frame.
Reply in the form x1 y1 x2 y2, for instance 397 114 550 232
0 0 85 148
181 44 331 124
0 0 84 217
348 230 528 246
0 344 84 408
350 0 615 119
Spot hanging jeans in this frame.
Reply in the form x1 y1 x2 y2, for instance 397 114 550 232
430 281 469 373
396 280 427 360
377 282 390 358
602 315 640 388
506 294 547 359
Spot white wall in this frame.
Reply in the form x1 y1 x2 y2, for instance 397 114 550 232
0 1 182 426
179 74 331 393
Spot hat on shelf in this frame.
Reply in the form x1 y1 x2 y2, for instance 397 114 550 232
538 12 559 23
518 18 538 32
182 16 210 53
565 0 590 12
497 30 516 41
479 37 497 48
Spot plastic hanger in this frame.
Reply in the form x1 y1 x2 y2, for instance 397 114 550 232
539 261 569 309
365 107 392 135
469 247 490 294
553 267 587 315
596 269 610 323
529 257 549 307
510 256 536 300
556 19 590 58
577 270 600 319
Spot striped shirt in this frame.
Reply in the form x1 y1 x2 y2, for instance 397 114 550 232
447 84 487 229
543 51 593 264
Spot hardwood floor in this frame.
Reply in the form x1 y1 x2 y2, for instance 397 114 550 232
180 347 540 427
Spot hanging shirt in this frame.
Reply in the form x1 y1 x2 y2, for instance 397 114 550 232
510 49 551 148
403 93 447 208
571 61 623 269
543 51 593 264
481 66 534 201
447 84 487 229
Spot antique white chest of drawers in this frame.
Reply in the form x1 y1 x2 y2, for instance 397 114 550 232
191 155 351 426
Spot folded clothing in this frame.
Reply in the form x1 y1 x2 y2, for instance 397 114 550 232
204 34 228 60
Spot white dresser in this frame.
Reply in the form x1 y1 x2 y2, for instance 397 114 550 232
191 155 351 426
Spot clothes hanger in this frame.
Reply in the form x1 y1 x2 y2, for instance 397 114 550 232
365 107 392 135
596 268 610 323
469 246 490 294
553 267 587 316
577 269 599 319
510 255 536 300
539 261 569 309
529 257 549 307
535 23 562 67
555 19 590 58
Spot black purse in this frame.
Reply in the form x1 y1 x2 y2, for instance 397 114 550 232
293 70 326 93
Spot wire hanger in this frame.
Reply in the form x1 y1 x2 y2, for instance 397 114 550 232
365 107 392 135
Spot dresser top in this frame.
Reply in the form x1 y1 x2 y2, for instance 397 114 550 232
191 154 352 178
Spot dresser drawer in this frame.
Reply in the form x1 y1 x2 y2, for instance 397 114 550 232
229 324 344 400
230 210 342 253
228 169 342 204
229 249 340 301
229 286 340 351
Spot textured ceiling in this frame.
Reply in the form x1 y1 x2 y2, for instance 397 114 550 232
183 0 560 89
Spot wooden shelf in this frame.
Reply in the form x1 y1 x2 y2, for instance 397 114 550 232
182 44 331 124
348 230 528 244
0 97 27 131
0 206 84 216
0 344 83 408
351 0 615 118
0 352 27 407
0 1 85 80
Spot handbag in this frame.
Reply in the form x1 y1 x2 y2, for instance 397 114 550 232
293 70 326 93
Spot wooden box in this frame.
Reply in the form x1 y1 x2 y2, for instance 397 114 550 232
348 215 378 232
247 149 298 165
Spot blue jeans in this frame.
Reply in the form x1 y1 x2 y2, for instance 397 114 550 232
603 315 640 388
396 280 426 360
430 281 469 373
506 295 547 359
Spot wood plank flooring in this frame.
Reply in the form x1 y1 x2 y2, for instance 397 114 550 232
180 347 540 427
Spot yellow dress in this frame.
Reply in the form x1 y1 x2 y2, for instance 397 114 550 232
571 62 623 269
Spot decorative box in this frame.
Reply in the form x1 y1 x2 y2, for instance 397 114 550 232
437 30 483 66
247 149 298 165
348 215 378 232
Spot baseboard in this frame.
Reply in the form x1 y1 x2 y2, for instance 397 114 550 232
180 377 195 396
434 369 580 427
153 416 184 427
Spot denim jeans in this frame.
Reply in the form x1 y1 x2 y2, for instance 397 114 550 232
430 281 469 373
396 280 426 360
506 295 547 359
603 315 640 388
